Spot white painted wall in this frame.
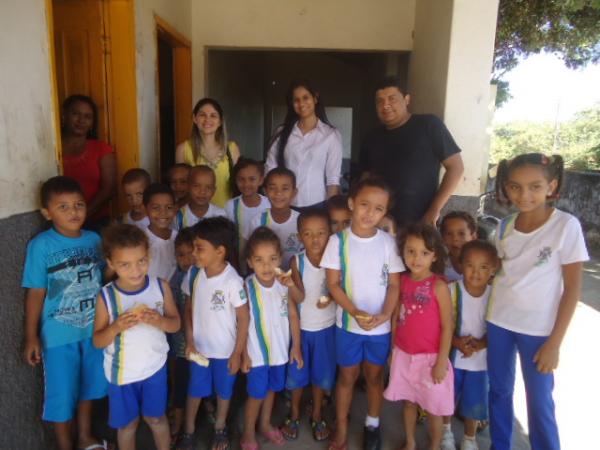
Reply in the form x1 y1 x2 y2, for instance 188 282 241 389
191 0 417 99
0 0 59 218
134 0 191 179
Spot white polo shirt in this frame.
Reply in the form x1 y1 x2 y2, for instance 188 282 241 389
265 120 342 207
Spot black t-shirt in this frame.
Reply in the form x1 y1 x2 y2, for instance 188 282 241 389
359 114 461 224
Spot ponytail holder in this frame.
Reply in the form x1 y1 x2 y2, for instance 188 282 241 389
541 155 550 165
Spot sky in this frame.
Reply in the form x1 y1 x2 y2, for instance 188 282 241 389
493 53 600 124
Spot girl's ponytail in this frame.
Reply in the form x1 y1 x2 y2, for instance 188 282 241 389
495 158 511 205
547 154 565 201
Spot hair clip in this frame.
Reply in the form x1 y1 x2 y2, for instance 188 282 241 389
541 155 550 165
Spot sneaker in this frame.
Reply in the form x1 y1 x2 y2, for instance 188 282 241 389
363 425 381 450
441 427 456 450
460 437 479 450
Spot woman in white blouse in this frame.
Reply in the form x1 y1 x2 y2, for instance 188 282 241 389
265 80 342 209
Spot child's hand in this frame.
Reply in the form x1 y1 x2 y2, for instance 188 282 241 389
185 341 198 360
289 345 304 369
23 336 42 366
277 271 295 288
316 295 333 309
354 310 374 331
454 335 474 357
366 313 390 330
140 308 162 329
113 311 140 333
228 352 242 375
533 340 560 374
241 352 252 374
431 359 448 384
469 337 486 353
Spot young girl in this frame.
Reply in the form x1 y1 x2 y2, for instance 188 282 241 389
321 177 404 450
225 158 270 274
487 153 588 450
383 224 454 450
440 211 478 282
93 224 181 450
240 227 303 450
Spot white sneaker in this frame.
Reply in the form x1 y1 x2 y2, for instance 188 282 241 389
459 437 479 450
441 427 456 450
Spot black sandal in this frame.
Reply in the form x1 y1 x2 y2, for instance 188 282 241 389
212 427 230 450
281 417 300 440
311 419 330 442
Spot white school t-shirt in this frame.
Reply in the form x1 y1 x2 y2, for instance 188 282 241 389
123 211 150 229
182 263 247 359
101 277 169 385
245 275 290 367
174 203 226 230
320 228 405 336
144 227 178 281
247 209 302 270
487 209 589 336
450 280 489 371
295 252 336 331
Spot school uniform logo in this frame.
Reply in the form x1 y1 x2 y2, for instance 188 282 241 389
534 247 552 267
285 234 302 253
380 263 390 287
280 294 289 317
210 290 226 311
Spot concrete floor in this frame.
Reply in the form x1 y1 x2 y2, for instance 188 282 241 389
132 255 600 450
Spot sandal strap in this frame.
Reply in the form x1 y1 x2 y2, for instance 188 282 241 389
284 417 300 428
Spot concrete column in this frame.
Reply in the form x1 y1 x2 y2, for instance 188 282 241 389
408 0 499 197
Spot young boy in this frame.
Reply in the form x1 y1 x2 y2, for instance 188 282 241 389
327 194 352 234
282 209 336 442
442 240 498 450
93 223 181 450
121 168 152 229
177 217 250 450
22 176 107 450
175 165 226 230
440 211 478 282
168 228 195 443
169 163 191 208
143 183 178 280
246 167 302 270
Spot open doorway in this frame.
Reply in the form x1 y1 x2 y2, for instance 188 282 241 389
155 16 192 181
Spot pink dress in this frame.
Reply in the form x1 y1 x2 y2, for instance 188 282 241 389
383 274 454 415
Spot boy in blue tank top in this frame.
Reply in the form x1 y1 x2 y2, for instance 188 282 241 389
22 176 108 450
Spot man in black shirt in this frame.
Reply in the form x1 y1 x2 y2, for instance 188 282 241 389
359 77 464 226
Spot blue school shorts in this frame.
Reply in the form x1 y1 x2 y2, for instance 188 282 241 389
188 358 236 400
286 326 336 391
42 338 107 422
335 327 390 367
108 363 168 429
454 368 489 421
246 364 286 399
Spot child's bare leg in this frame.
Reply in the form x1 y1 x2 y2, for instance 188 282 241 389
76 399 99 448
402 401 418 450
363 361 384 419
443 415 452 425
290 387 303 420
463 418 477 439
172 407 184 434
54 420 73 450
258 390 276 433
241 397 262 445
332 365 360 445
117 418 139 450
215 396 230 429
427 412 443 450
183 396 202 434
144 415 170 450
311 385 325 422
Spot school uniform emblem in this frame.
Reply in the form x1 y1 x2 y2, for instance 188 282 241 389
210 290 226 311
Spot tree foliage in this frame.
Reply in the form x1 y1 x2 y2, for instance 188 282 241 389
491 104 600 170
493 0 600 106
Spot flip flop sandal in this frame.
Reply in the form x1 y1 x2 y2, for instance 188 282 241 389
281 417 300 441
175 432 194 450
261 428 285 446
240 441 258 450
211 427 230 450
78 438 111 450
327 440 347 450
311 419 331 442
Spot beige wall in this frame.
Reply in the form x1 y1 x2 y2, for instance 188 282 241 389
0 0 59 218
191 0 416 99
135 0 191 178
408 0 499 196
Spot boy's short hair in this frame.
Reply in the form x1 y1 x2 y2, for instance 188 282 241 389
41 176 84 208
233 157 265 178
459 239 498 264
122 168 151 186
143 183 175 206
191 217 236 258
349 176 393 210
175 227 195 248
327 194 350 212
264 167 296 189
169 163 191 176
245 226 282 260
440 211 477 234
101 223 149 259
189 165 216 184
297 208 330 231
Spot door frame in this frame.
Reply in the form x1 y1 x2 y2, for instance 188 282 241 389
155 14 192 176
46 0 140 212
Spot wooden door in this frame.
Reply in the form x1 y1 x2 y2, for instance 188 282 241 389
53 0 109 141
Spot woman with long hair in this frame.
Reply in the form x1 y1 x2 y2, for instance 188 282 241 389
265 80 342 209
175 98 240 207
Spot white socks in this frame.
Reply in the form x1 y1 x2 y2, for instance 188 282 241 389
365 415 379 428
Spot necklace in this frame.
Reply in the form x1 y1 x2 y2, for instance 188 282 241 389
201 148 225 169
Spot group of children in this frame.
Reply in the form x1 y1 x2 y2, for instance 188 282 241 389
23 152 588 450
